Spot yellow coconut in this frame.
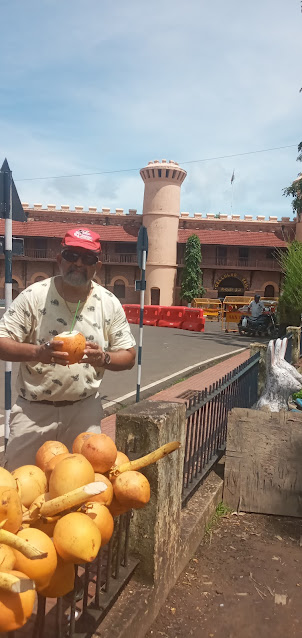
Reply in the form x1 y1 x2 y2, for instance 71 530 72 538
88 473 113 506
38 556 75 598
44 452 72 483
0 467 17 490
53 512 101 564
72 431 93 454
83 503 114 546
0 570 36 633
113 471 150 510
35 440 69 472
11 466 47 508
108 495 130 518
13 528 58 589
52 331 86 364
48 454 95 499
114 451 130 467
81 433 117 473
0 486 23 533
0 544 16 570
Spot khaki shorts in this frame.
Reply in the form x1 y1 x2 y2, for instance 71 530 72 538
5 394 103 471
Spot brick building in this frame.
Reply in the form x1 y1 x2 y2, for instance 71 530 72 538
0 159 297 304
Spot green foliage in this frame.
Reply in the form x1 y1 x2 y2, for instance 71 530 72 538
180 234 205 303
277 241 302 326
283 142 302 220
292 389 302 400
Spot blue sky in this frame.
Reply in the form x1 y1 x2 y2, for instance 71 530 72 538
1 0 301 218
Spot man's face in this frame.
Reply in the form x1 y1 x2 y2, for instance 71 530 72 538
57 248 100 287
255 295 260 303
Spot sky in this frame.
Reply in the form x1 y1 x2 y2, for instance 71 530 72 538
1 0 301 219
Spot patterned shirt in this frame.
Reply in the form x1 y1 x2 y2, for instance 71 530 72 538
0 278 136 402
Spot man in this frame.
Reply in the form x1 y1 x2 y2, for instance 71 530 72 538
248 294 264 319
0 228 136 470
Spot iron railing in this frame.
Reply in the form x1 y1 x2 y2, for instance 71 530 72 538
182 353 260 506
10 512 138 638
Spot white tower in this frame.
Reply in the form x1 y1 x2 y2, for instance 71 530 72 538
140 159 187 306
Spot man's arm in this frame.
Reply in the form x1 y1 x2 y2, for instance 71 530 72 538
0 338 70 365
81 343 136 370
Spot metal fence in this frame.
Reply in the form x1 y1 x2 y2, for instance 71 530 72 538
9 511 138 638
182 353 260 506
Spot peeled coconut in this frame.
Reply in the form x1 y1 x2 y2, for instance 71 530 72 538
83 503 114 546
48 454 95 499
52 331 86 364
72 431 93 454
13 528 58 589
0 486 23 533
0 467 17 490
81 433 117 473
38 556 75 598
11 466 47 508
114 471 150 510
36 441 69 472
53 512 101 564
0 570 36 633
89 473 113 506
44 452 72 483
0 544 16 570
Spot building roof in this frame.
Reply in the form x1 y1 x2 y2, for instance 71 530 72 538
0 221 288 248
177 229 287 247
0 221 139 242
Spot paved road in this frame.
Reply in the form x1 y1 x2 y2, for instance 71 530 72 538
0 312 263 449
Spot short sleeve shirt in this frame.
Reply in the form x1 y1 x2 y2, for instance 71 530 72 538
0 278 136 402
248 300 264 318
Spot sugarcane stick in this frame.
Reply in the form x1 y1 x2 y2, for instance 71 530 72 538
109 441 181 479
38 481 108 519
0 572 35 593
0 528 47 560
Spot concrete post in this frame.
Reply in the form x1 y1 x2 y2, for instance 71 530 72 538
286 326 301 364
115 400 186 586
250 342 267 397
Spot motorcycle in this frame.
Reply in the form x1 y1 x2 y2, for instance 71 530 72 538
238 307 279 338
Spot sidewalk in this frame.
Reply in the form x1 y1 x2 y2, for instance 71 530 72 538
101 348 250 441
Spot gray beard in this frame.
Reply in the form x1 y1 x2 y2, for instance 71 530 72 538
63 270 89 287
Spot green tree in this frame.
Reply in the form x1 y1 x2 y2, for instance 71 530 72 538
180 234 205 304
283 142 302 220
277 241 302 327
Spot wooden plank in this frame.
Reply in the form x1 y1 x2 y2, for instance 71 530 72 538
224 408 302 517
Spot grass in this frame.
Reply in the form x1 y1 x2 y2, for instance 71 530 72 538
205 501 233 536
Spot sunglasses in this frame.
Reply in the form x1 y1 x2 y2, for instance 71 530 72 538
61 249 99 266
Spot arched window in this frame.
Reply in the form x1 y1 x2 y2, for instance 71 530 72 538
151 288 160 305
12 279 19 300
34 276 45 283
264 284 275 298
113 279 126 300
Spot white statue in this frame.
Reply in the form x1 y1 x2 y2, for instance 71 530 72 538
257 338 302 412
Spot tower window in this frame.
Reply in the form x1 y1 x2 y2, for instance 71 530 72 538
165 170 170 178
158 169 162 177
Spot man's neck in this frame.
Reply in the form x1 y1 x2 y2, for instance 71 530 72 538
55 276 92 302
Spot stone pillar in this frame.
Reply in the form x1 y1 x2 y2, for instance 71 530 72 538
250 342 267 397
115 400 186 586
140 159 187 306
286 326 301 364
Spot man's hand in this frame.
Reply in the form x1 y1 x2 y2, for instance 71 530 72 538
38 340 70 366
80 342 106 367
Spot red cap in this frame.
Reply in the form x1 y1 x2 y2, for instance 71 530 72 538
61 228 101 253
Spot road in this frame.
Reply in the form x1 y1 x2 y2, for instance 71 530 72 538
0 314 263 451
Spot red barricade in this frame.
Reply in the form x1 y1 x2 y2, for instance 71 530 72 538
157 306 185 328
123 304 140 324
181 307 205 332
143 305 161 326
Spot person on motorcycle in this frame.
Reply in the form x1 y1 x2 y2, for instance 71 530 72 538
248 294 264 319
